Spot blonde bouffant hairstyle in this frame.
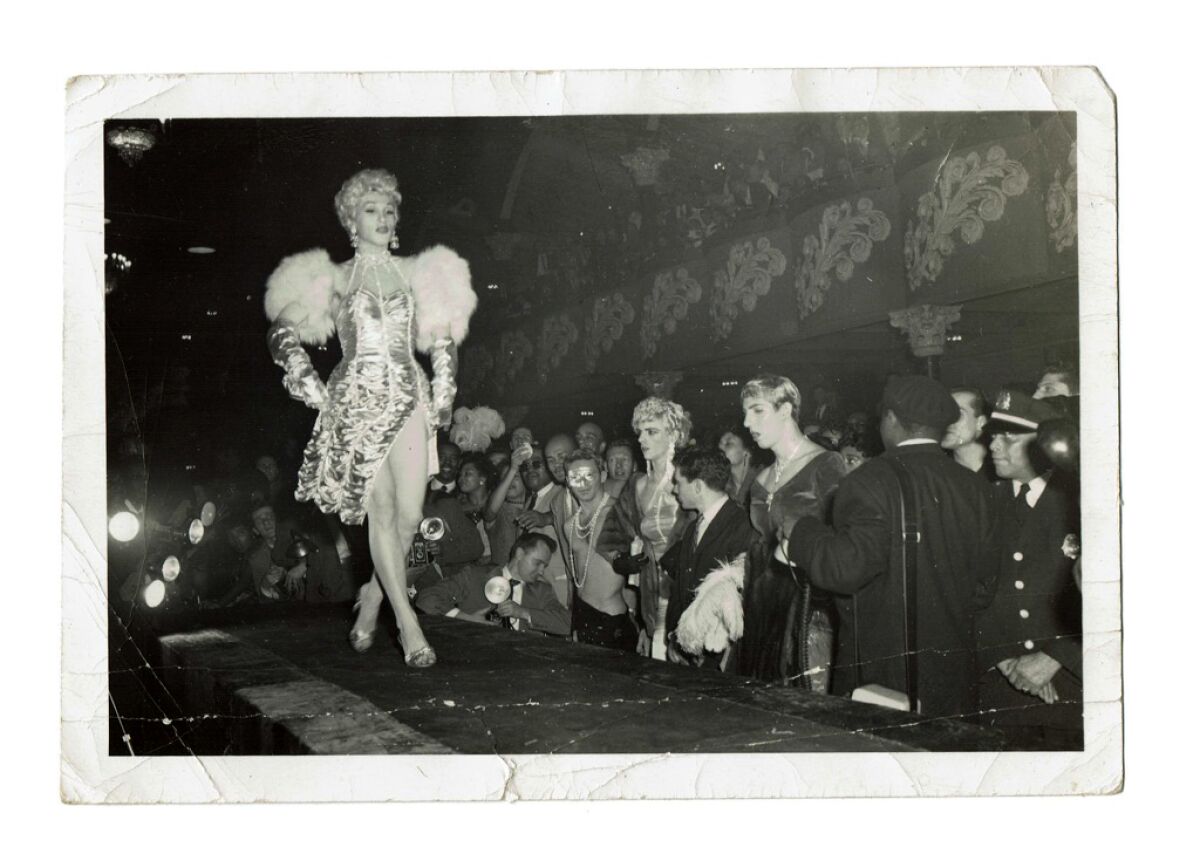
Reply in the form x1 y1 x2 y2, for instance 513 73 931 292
334 168 403 235
631 397 693 450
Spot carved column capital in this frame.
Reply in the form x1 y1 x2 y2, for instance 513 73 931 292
889 304 962 357
634 371 683 400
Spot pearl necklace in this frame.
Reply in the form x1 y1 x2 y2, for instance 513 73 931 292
566 493 610 589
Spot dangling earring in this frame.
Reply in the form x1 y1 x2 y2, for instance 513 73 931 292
350 226 359 249
389 232 399 250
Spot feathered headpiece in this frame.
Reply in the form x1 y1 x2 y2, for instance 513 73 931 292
449 406 506 453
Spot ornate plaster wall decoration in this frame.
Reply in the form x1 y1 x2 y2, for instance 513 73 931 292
536 313 579 383
583 293 636 372
795 198 891 319
1046 143 1078 253
709 236 787 341
496 330 533 387
903 145 1030 290
888 304 963 357
634 371 683 400
640 267 703 359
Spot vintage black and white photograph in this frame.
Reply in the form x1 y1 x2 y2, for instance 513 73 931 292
62 69 1120 800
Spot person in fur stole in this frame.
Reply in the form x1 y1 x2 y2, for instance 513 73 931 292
263 168 477 668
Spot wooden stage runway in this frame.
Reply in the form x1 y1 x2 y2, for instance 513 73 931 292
117 604 1007 755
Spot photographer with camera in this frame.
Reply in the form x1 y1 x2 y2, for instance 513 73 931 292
415 533 570 636
483 442 533 567
249 504 310 599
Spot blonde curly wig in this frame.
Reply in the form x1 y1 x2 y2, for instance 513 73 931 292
631 397 692 450
334 168 403 235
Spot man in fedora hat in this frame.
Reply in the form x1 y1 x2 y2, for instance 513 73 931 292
976 389 1083 748
783 375 1001 720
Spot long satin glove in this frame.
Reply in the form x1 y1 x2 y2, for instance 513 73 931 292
429 338 457 428
267 320 329 411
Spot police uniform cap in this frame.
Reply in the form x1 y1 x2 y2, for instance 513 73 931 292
988 389 1062 432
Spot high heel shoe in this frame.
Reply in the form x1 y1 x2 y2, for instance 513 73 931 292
349 586 377 653
349 628 375 653
403 640 437 668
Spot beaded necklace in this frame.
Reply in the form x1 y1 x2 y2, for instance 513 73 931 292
565 492 611 589
766 441 805 509
349 251 407 300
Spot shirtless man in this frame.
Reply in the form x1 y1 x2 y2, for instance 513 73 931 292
558 450 639 651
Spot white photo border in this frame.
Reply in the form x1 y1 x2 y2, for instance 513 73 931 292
62 68 1120 801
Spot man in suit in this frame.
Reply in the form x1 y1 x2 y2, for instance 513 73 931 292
976 390 1083 748
784 375 1001 721
515 443 571 608
415 532 570 637
662 447 760 668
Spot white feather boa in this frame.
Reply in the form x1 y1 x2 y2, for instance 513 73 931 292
263 249 345 345
263 245 476 351
675 553 746 656
410 245 477 353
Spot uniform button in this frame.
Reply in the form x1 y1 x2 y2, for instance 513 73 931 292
1014 580 1025 590
1024 640 1035 650
1019 609 1030 619
1013 552 1024 562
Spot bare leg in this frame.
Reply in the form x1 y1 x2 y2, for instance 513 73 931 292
361 407 434 663
349 573 384 649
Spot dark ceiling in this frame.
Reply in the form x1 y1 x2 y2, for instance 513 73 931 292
103 112 1042 336
102 112 1074 453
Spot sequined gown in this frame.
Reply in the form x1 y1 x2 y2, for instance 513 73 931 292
739 450 846 688
294 256 436 525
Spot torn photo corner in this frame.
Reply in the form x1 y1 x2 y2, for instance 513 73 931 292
63 67 1119 802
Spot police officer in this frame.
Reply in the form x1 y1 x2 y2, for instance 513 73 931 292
976 389 1083 748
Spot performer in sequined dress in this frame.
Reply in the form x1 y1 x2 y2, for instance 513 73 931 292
263 169 476 668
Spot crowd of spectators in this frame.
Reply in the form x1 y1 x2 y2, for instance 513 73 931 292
109 360 1082 749
107 437 356 615
403 361 1081 748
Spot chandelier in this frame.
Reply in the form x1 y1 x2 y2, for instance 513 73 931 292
106 126 157 166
